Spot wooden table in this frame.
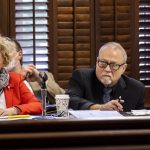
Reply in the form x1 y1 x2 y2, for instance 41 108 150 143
0 115 150 149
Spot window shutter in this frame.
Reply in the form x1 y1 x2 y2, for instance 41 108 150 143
15 0 49 71
56 0 92 88
139 0 150 87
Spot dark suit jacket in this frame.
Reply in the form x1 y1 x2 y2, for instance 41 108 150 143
66 68 145 112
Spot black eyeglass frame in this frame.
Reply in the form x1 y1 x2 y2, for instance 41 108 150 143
97 59 125 71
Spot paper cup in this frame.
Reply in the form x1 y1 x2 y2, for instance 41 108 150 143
55 94 69 118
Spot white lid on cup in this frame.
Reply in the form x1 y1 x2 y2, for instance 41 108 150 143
55 94 70 99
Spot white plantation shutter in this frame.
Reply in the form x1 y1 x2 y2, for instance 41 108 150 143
15 0 49 71
139 0 150 87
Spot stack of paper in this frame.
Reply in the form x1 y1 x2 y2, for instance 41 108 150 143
131 109 150 116
69 110 124 119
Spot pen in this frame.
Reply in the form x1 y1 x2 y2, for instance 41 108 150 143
118 96 122 103
118 96 124 103
57 111 64 117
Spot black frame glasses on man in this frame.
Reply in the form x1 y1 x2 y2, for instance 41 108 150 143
97 59 125 71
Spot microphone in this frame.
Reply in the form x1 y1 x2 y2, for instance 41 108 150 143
39 72 48 89
40 72 48 117
39 72 48 82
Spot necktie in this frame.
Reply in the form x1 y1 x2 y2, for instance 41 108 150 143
102 88 112 103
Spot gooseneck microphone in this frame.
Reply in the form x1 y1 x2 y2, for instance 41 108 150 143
39 72 48 117
39 72 48 89
25 71 48 116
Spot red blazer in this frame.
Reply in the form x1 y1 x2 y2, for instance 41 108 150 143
4 72 42 115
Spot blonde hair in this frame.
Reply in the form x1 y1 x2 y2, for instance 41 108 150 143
0 35 16 66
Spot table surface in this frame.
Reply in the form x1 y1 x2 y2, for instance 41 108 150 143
1 112 150 149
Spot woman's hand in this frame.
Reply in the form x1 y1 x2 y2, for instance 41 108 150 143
0 107 20 116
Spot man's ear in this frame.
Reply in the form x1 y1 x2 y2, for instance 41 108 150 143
18 51 23 60
122 64 127 73
96 57 99 65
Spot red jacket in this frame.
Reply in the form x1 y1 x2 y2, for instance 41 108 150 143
4 72 42 115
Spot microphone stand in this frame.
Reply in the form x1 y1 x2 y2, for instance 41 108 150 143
39 72 48 117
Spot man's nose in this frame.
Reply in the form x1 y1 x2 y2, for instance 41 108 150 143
104 65 111 71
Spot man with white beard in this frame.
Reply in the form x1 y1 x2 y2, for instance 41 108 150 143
0 35 65 105
67 42 145 112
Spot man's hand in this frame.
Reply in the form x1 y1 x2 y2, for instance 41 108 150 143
20 64 41 82
90 99 124 112
100 100 124 111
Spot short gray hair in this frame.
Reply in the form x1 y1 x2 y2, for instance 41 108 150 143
98 42 127 63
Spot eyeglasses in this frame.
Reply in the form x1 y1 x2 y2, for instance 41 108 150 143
97 59 125 71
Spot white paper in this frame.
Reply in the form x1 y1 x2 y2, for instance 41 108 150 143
69 110 124 119
131 109 150 116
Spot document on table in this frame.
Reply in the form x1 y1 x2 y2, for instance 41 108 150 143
130 109 150 116
69 110 125 119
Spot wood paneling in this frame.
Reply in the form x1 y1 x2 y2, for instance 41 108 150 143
50 0 93 88
0 0 10 36
95 0 139 78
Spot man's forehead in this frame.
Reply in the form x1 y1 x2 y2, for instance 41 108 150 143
98 48 124 63
99 47 122 56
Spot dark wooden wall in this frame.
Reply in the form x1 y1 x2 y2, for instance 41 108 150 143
0 0 10 36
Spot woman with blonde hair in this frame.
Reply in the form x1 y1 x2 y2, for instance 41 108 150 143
0 41 42 116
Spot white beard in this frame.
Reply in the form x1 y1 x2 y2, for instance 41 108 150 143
100 76 112 86
5 59 18 72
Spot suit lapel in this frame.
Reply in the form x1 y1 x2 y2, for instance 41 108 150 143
93 76 103 102
113 77 126 99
